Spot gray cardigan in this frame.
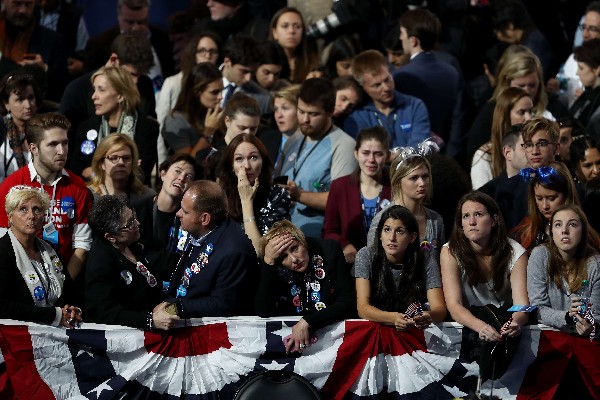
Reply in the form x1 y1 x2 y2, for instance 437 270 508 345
527 245 600 331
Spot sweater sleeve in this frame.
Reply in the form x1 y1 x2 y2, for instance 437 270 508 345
322 179 348 248
527 246 571 329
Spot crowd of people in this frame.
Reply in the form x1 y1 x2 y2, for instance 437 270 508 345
2 0 600 394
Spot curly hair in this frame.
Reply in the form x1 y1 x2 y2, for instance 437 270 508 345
88 195 129 238
369 205 424 311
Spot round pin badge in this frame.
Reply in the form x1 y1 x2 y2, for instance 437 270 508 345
25 270 38 284
190 263 201 274
33 286 45 301
80 140 96 155
86 129 98 141
67 208 75 219
291 285 300 296
120 270 133 285
380 199 391 210
181 276 190 288
292 295 301 307
148 275 157 287
177 285 187 297
310 282 320 292
310 291 321 302
315 301 327 311
314 268 326 279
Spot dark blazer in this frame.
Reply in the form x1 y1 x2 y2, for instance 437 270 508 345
393 51 459 144
0 234 76 324
85 239 170 329
22 23 68 101
255 237 356 330
83 25 174 78
167 218 258 318
323 174 391 251
70 114 159 185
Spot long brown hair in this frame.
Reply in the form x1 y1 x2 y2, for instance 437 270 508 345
269 7 319 83
513 161 578 252
448 191 513 290
217 134 273 222
172 62 222 136
546 205 599 292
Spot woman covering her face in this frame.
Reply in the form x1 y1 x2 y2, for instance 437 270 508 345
256 220 355 354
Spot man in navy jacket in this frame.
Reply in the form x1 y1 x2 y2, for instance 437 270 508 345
167 181 257 317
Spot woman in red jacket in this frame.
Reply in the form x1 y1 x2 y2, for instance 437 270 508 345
323 126 391 264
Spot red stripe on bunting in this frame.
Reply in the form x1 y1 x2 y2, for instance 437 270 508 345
321 321 426 400
517 330 570 400
144 323 232 357
0 325 54 400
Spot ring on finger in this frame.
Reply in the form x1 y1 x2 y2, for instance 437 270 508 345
299 343 306 349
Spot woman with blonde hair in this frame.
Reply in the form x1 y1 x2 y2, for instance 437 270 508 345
71 66 158 184
471 87 533 189
467 46 554 161
88 134 155 203
367 141 444 264
269 7 319 83
0 186 81 327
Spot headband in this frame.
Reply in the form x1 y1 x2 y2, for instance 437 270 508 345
519 166 564 185
392 138 439 171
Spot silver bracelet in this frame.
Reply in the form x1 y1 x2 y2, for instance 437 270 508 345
243 216 256 223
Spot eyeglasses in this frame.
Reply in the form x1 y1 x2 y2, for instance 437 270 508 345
106 154 133 164
521 139 555 152
119 211 138 231
579 24 600 34
196 48 218 56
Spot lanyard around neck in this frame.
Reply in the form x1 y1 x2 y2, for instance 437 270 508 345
292 125 333 181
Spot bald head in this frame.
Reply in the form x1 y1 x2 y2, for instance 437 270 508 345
185 180 228 225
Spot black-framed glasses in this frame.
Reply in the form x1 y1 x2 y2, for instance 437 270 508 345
196 48 218 56
106 154 133 164
579 24 600 34
521 140 555 152
119 211 138 231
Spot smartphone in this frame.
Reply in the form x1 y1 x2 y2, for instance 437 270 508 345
274 175 288 185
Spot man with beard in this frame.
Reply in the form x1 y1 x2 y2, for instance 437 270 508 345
344 50 430 149
0 0 68 101
0 113 92 281
165 180 257 317
278 78 356 237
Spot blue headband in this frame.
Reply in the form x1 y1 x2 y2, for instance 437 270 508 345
519 166 564 184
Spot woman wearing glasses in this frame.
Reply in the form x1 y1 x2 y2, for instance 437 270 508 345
70 66 159 185
87 134 155 203
85 195 179 330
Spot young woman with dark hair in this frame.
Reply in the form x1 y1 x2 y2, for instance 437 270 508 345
217 133 290 255
441 191 529 341
323 126 391 264
353 205 446 329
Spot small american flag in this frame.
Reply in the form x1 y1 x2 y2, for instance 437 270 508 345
405 302 423 318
